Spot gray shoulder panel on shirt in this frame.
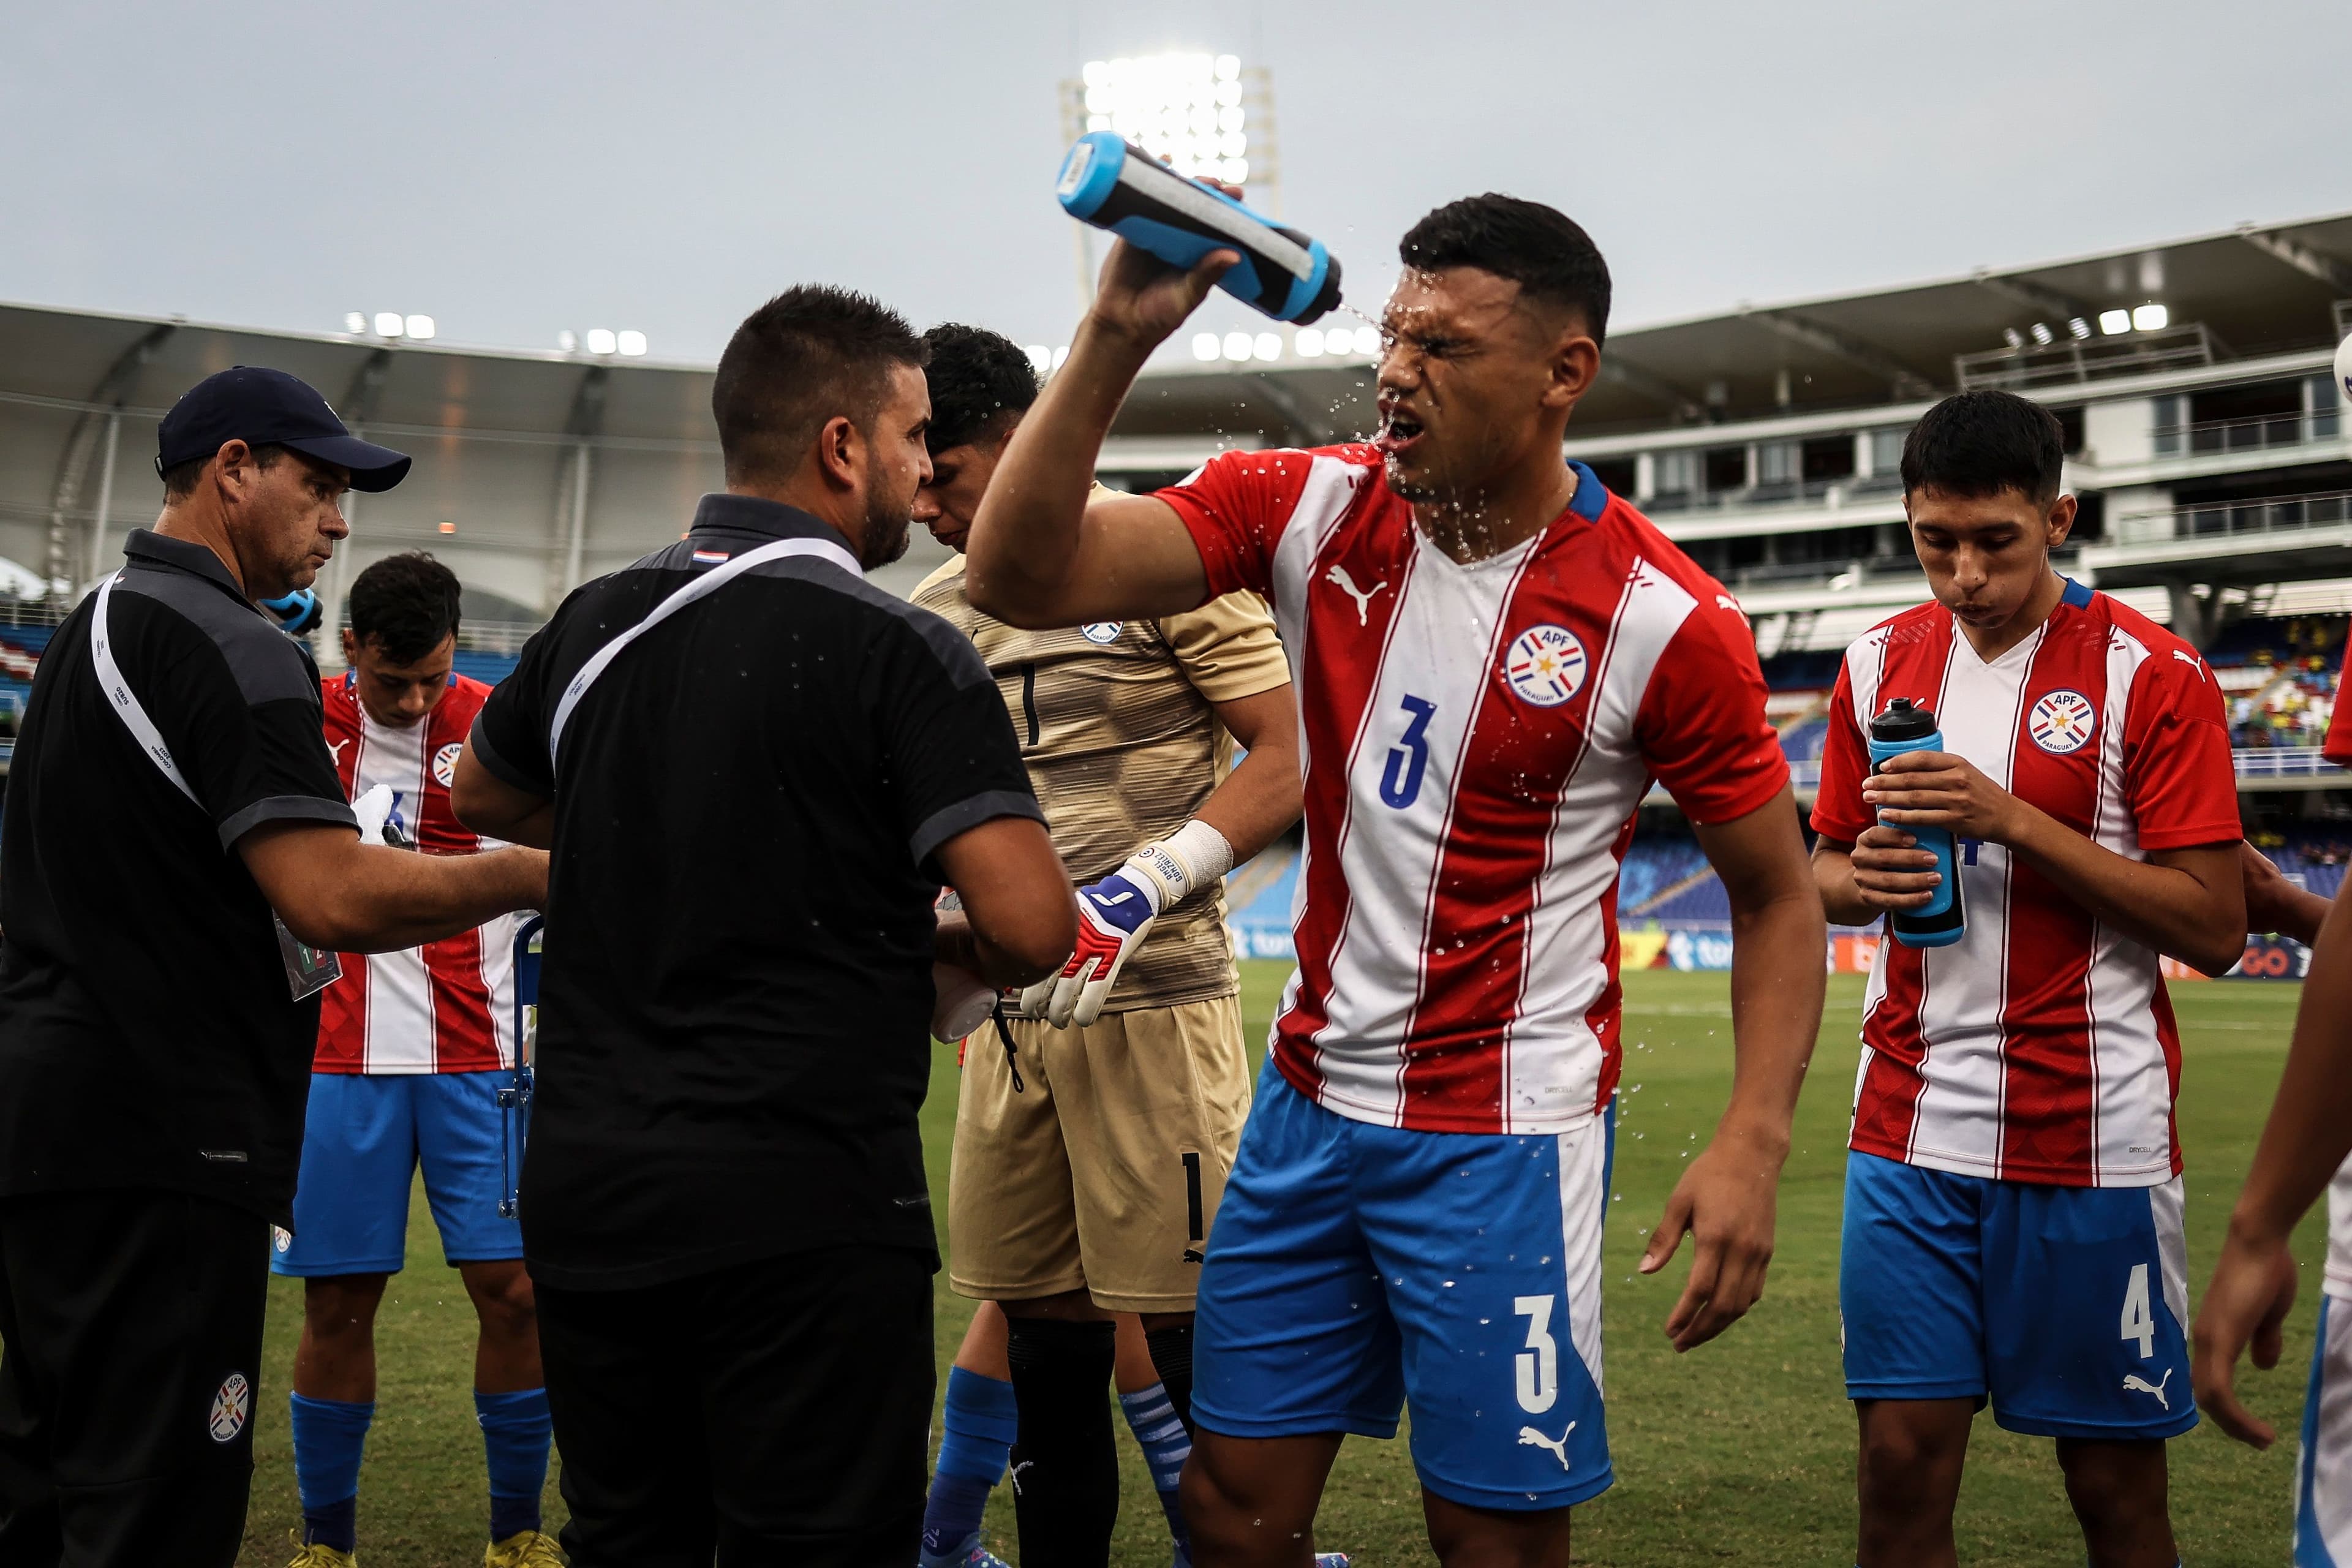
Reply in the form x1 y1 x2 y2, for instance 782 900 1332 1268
739 557 993 690
115 567 322 708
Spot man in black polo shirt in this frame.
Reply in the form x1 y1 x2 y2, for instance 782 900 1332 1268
453 285 1076 1566
0 367 551 1567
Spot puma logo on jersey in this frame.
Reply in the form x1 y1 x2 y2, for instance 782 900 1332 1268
328 739 350 763
1008 1460 1035 1496
2123 1369 2173 1409
1325 564 1391 626
2171 649 2208 680
1517 1422 1577 1470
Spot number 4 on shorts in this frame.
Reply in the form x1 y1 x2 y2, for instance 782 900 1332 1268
2119 1262 2155 1359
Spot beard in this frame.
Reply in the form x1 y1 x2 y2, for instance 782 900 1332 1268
854 493 913 570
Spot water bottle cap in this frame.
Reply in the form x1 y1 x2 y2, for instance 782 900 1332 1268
1869 696 1938 743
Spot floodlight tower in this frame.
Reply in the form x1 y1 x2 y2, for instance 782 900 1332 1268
1058 51 1280 312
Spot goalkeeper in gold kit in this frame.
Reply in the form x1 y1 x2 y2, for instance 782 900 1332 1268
910 325 1305 1568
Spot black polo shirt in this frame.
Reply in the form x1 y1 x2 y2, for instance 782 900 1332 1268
0 530 356 1225
470 494 1042 1291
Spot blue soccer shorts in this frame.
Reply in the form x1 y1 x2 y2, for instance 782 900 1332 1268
2297 1292 2352 1564
1192 1061 1615 1511
271 1070 525 1277
1839 1150 2195 1441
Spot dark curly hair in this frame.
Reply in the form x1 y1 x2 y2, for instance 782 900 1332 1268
347 552 462 665
1399 194 1612 348
921 323 1040 454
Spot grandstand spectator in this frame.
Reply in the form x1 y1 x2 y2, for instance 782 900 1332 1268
908 323 1303 1568
451 287 1076 1563
276 554 555 1568
1812 390 2243 1568
0 367 548 1567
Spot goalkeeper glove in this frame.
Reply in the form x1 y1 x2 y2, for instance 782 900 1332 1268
1022 820 1234 1027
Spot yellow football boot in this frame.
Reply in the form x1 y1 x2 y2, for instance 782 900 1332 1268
285 1529 356 1567
484 1529 565 1567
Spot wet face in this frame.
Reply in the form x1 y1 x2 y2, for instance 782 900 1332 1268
230 446 350 599
340 630 456 727
853 362 933 570
911 419 1016 554
1906 484 2075 635
1373 266 1594 503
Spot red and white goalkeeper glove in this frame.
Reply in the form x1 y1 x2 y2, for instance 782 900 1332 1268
1021 820 1235 1028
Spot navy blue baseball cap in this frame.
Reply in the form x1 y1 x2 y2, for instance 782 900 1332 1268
154 366 412 492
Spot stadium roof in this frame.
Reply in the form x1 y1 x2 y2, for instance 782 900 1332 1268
1110 209 2352 448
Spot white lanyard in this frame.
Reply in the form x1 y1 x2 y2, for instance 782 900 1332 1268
547 533 861 763
92 571 201 806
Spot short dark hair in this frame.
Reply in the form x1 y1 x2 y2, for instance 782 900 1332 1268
1398 195 1613 348
921 324 1039 454
160 442 287 502
1901 391 2065 503
712 285 928 487
347 552 462 665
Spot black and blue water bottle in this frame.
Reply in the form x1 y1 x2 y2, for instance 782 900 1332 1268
1867 698 1966 949
1055 132 1343 324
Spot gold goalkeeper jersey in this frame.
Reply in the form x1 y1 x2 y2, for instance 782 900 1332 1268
913 557 1290 1010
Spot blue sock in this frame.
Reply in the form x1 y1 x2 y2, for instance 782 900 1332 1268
1119 1381 1193 1553
289 1392 374 1552
921 1366 1019 1566
475 1387 552 1541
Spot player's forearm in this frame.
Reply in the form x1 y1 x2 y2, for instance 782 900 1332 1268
2005 808 2242 973
2229 891 2352 1245
1809 844 1879 927
2263 884 2334 946
1716 883 1825 1159
966 315 1153 625
1191 744 1302 867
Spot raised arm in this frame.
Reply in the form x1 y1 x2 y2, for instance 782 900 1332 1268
963 241 1234 629
238 821 546 954
1640 786 1826 1351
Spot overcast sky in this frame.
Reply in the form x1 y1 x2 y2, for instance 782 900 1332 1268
7 0 2349 367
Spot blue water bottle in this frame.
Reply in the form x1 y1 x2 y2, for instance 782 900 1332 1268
1055 132 1344 324
1867 698 1966 948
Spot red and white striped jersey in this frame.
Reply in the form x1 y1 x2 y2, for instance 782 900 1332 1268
1161 448 1787 1135
1811 581 2239 1187
314 673 521 1075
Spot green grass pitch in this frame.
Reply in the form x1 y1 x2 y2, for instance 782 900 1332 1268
236 967 2326 1565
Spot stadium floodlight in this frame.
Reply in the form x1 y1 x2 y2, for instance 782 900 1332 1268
374 312 404 337
586 328 618 355
2098 309 2131 336
557 331 579 352
1252 331 1282 361
1052 345 1071 369
344 312 368 334
2132 303 2169 331
403 315 435 341
2068 317 2093 339
1191 333 1222 362
1024 344 1054 374
1295 327 1325 358
1221 331 1253 363
1079 51 1251 186
2030 322 2053 346
616 330 648 357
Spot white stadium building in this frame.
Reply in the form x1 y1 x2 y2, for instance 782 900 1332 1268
2 210 2347 964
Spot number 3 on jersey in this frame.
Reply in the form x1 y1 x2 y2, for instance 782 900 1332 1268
1381 695 1436 809
1513 1294 1558 1413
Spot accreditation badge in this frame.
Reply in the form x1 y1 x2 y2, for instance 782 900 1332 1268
274 914 343 1001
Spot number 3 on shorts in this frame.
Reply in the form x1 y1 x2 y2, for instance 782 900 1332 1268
2120 1262 2154 1359
1514 1294 1559 1413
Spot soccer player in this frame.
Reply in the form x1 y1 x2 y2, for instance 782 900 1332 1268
277 553 555 1568
963 197 1828 1566
1810 390 2246 1568
908 322 1304 1568
2192 717 2352 1564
